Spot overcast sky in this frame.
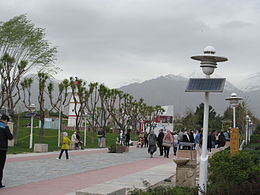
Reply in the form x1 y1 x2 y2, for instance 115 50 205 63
1 0 260 88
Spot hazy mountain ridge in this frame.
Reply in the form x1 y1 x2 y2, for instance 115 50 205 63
18 73 260 118
119 74 260 118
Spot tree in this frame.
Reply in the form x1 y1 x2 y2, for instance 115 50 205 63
0 15 58 74
84 82 100 131
69 77 87 131
98 84 111 130
0 15 58 111
47 78 70 140
0 15 58 142
194 103 221 130
37 72 49 143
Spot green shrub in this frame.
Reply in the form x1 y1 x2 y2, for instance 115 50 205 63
208 150 260 194
108 143 118 153
128 186 197 195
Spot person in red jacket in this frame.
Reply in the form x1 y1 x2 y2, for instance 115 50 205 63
0 115 13 188
162 130 173 158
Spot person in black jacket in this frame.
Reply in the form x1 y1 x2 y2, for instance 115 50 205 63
0 115 13 188
157 129 165 156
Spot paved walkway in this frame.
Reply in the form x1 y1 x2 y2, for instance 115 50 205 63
1 147 177 195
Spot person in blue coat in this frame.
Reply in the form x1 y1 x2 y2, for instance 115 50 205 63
0 115 13 188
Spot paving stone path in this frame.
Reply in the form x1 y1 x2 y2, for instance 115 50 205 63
1 147 176 195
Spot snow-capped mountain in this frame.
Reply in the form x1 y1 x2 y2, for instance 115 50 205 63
119 74 260 118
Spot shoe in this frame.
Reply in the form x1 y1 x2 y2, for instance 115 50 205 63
56 158 60 160
0 185 5 188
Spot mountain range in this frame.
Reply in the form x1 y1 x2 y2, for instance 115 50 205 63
18 73 260 119
119 74 260 118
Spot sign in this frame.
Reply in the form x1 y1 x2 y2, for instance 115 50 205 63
153 116 173 123
230 128 239 155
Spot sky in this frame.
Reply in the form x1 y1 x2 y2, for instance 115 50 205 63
1 0 260 88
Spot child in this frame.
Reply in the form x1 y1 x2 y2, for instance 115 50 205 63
57 132 71 160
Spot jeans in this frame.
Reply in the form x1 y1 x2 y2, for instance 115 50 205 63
98 137 103 147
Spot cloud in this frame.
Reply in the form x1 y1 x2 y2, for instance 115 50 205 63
0 0 260 88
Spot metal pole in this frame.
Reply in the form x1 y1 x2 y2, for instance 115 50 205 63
248 123 252 143
58 108 61 147
245 120 248 145
84 116 87 147
29 115 34 149
233 107 236 128
199 91 209 194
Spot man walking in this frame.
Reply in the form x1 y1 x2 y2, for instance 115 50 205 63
0 115 13 188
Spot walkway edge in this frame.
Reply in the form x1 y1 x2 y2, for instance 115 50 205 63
71 162 175 195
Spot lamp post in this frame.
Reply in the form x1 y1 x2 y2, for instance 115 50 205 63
248 119 253 143
245 115 250 144
191 46 227 194
28 103 36 149
84 114 87 147
225 93 243 128
58 97 63 147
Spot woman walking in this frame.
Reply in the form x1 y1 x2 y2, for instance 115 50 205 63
57 132 71 160
162 130 173 158
147 130 157 158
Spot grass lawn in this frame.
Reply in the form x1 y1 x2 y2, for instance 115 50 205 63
8 118 137 154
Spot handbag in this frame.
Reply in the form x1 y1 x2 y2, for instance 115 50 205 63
162 141 172 147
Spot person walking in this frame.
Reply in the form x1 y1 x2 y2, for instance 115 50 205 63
144 131 148 147
162 130 173 158
71 131 78 149
97 129 105 148
76 131 84 150
218 132 226 147
125 129 131 147
57 132 71 160
0 115 13 188
157 129 165 156
173 132 178 156
147 130 157 158
118 130 124 145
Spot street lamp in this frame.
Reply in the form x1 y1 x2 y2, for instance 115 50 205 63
58 97 63 147
84 114 87 147
249 121 253 142
245 115 250 144
28 103 36 149
225 93 243 128
191 46 228 194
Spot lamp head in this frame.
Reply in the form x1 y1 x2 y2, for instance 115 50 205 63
191 46 228 76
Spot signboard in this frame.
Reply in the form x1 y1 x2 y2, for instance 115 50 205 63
230 128 239 155
153 116 173 123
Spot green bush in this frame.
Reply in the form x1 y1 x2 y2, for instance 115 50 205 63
108 143 118 153
128 186 197 195
208 150 260 194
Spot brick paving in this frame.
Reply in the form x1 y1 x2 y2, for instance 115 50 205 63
1 147 175 195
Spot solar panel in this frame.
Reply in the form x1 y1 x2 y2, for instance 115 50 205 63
185 78 226 92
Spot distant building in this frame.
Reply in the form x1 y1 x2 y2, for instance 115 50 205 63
153 105 174 135
67 94 80 127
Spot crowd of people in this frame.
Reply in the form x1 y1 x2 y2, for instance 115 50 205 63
137 128 229 158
